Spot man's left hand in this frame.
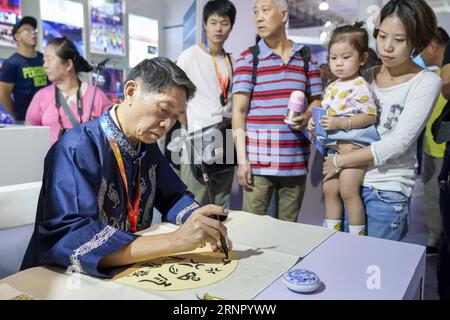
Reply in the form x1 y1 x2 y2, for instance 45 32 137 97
290 113 311 131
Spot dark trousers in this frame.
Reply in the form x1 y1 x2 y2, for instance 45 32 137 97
438 188 450 300
438 143 450 300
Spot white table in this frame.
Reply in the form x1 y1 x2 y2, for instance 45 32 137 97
0 125 50 187
0 228 425 300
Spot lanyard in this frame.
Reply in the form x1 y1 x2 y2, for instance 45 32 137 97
100 114 142 233
205 40 232 106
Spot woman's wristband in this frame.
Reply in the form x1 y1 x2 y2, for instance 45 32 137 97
333 155 342 174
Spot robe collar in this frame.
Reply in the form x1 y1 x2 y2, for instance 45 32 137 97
101 107 147 161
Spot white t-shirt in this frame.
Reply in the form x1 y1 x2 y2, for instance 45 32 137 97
363 69 442 196
177 45 233 133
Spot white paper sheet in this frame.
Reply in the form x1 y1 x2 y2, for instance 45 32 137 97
0 284 35 300
225 211 335 257
131 210 335 299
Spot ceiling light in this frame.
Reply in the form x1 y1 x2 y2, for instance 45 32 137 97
324 21 332 28
319 1 330 11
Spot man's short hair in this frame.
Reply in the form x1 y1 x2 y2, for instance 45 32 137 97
126 57 196 102
203 0 237 27
275 0 288 12
433 27 450 46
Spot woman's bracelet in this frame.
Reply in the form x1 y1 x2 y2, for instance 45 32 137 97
333 155 343 174
347 117 352 130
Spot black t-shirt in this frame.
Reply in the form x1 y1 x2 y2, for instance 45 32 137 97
0 52 48 121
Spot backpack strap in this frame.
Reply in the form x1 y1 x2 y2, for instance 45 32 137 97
299 45 312 100
299 45 311 75
249 45 260 86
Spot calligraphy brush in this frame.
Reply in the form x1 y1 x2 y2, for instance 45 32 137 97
188 139 229 259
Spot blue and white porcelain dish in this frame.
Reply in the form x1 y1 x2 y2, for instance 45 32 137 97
283 269 321 293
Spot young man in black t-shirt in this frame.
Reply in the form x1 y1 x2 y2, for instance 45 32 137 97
0 16 48 123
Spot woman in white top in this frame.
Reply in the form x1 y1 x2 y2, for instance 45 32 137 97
322 0 442 240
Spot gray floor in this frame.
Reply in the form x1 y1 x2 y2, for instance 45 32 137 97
229 147 440 300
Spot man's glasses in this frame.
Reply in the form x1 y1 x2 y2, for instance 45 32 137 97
20 28 38 35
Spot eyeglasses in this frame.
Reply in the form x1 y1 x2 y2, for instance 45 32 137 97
20 28 38 35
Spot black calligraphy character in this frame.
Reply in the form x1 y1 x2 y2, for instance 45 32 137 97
141 261 161 268
139 273 172 287
162 256 184 263
205 267 222 275
179 259 204 270
190 259 205 269
221 258 231 265
177 272 201 282
128 269 151 278
169 265 179 275
179 259 205 270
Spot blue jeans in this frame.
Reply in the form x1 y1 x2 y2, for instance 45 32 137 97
343 187 410 241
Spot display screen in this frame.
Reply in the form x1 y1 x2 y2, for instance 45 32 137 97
40 0 84 54
0 0 21 48
89 0 125 56
128 14 158 68
42 21 83 55
92 68 124 105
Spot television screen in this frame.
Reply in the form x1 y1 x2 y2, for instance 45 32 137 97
40 0 84 54
92 68 124 105
0 0 21 48
42 20 83 55
128 14 158 68
89 0 125 56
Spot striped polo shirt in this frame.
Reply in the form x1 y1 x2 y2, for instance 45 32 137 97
232 39 322 176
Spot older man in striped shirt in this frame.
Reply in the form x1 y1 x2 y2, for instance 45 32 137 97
232 0 322 222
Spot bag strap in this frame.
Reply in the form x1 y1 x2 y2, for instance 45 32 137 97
226 52 234 93
55 86 81 127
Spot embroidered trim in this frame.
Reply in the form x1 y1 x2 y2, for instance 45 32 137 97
140 177 147 196
102 113 138 159
107 183 120 208
175 202 199 226
69 225 117 273
143 166 157 217
139 165 157 229
97 177 108 224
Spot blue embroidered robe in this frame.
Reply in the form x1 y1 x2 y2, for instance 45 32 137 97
21 111 199 278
